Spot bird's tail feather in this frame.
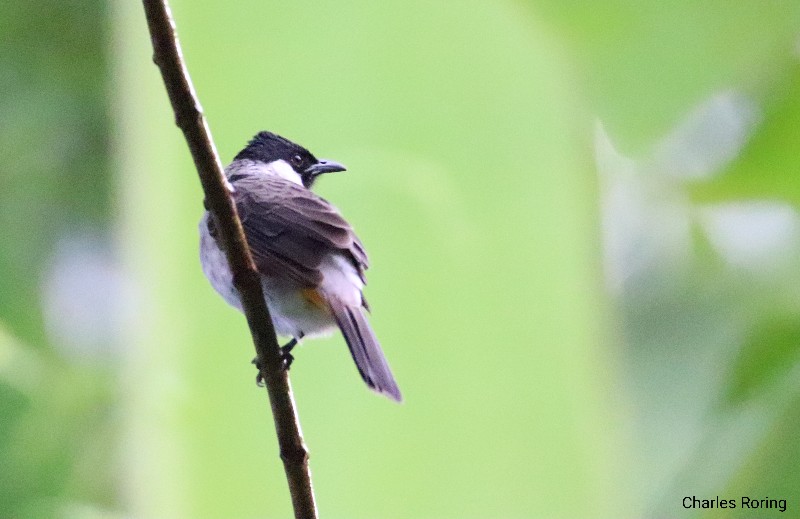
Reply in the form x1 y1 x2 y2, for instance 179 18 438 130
329 299 402 402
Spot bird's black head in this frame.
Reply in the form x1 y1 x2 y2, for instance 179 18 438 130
234 131 345 188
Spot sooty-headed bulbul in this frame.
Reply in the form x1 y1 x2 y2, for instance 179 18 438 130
199 131 401 401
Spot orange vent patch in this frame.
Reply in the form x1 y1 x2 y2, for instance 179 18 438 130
301 288 329 312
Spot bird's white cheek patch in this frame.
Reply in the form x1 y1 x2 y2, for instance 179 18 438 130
267 159 303 185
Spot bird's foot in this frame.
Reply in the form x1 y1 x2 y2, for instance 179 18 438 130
252 337 300 385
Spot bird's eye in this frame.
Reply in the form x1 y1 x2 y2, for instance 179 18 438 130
291 154 303 165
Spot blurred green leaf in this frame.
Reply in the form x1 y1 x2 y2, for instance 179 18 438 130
0 327 117 518
529 0 800 153
0 0 116 515
0 0 111 345
724 314 800 405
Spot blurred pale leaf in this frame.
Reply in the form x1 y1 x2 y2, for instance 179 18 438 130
690 67 800 207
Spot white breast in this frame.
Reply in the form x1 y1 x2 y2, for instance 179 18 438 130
198 212 242 310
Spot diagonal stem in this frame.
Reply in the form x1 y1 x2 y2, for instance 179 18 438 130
141 1 318 517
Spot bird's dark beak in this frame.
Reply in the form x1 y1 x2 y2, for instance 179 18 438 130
305 159 346 177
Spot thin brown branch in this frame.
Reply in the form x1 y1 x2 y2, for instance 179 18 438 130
141 2 318 517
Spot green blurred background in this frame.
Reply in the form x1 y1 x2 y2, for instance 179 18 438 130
2 1 800 518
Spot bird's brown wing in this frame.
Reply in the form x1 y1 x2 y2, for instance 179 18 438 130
227 175 369 288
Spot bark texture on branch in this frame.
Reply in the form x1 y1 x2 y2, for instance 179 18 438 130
141 2 318 517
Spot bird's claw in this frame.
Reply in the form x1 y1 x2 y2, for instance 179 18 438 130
281 350 295 370
252 356 266 387
280 337 298 371
252 337 299 385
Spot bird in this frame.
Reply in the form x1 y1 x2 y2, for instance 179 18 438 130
199 131 401 402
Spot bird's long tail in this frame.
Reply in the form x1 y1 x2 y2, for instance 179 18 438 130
329 298 402 402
